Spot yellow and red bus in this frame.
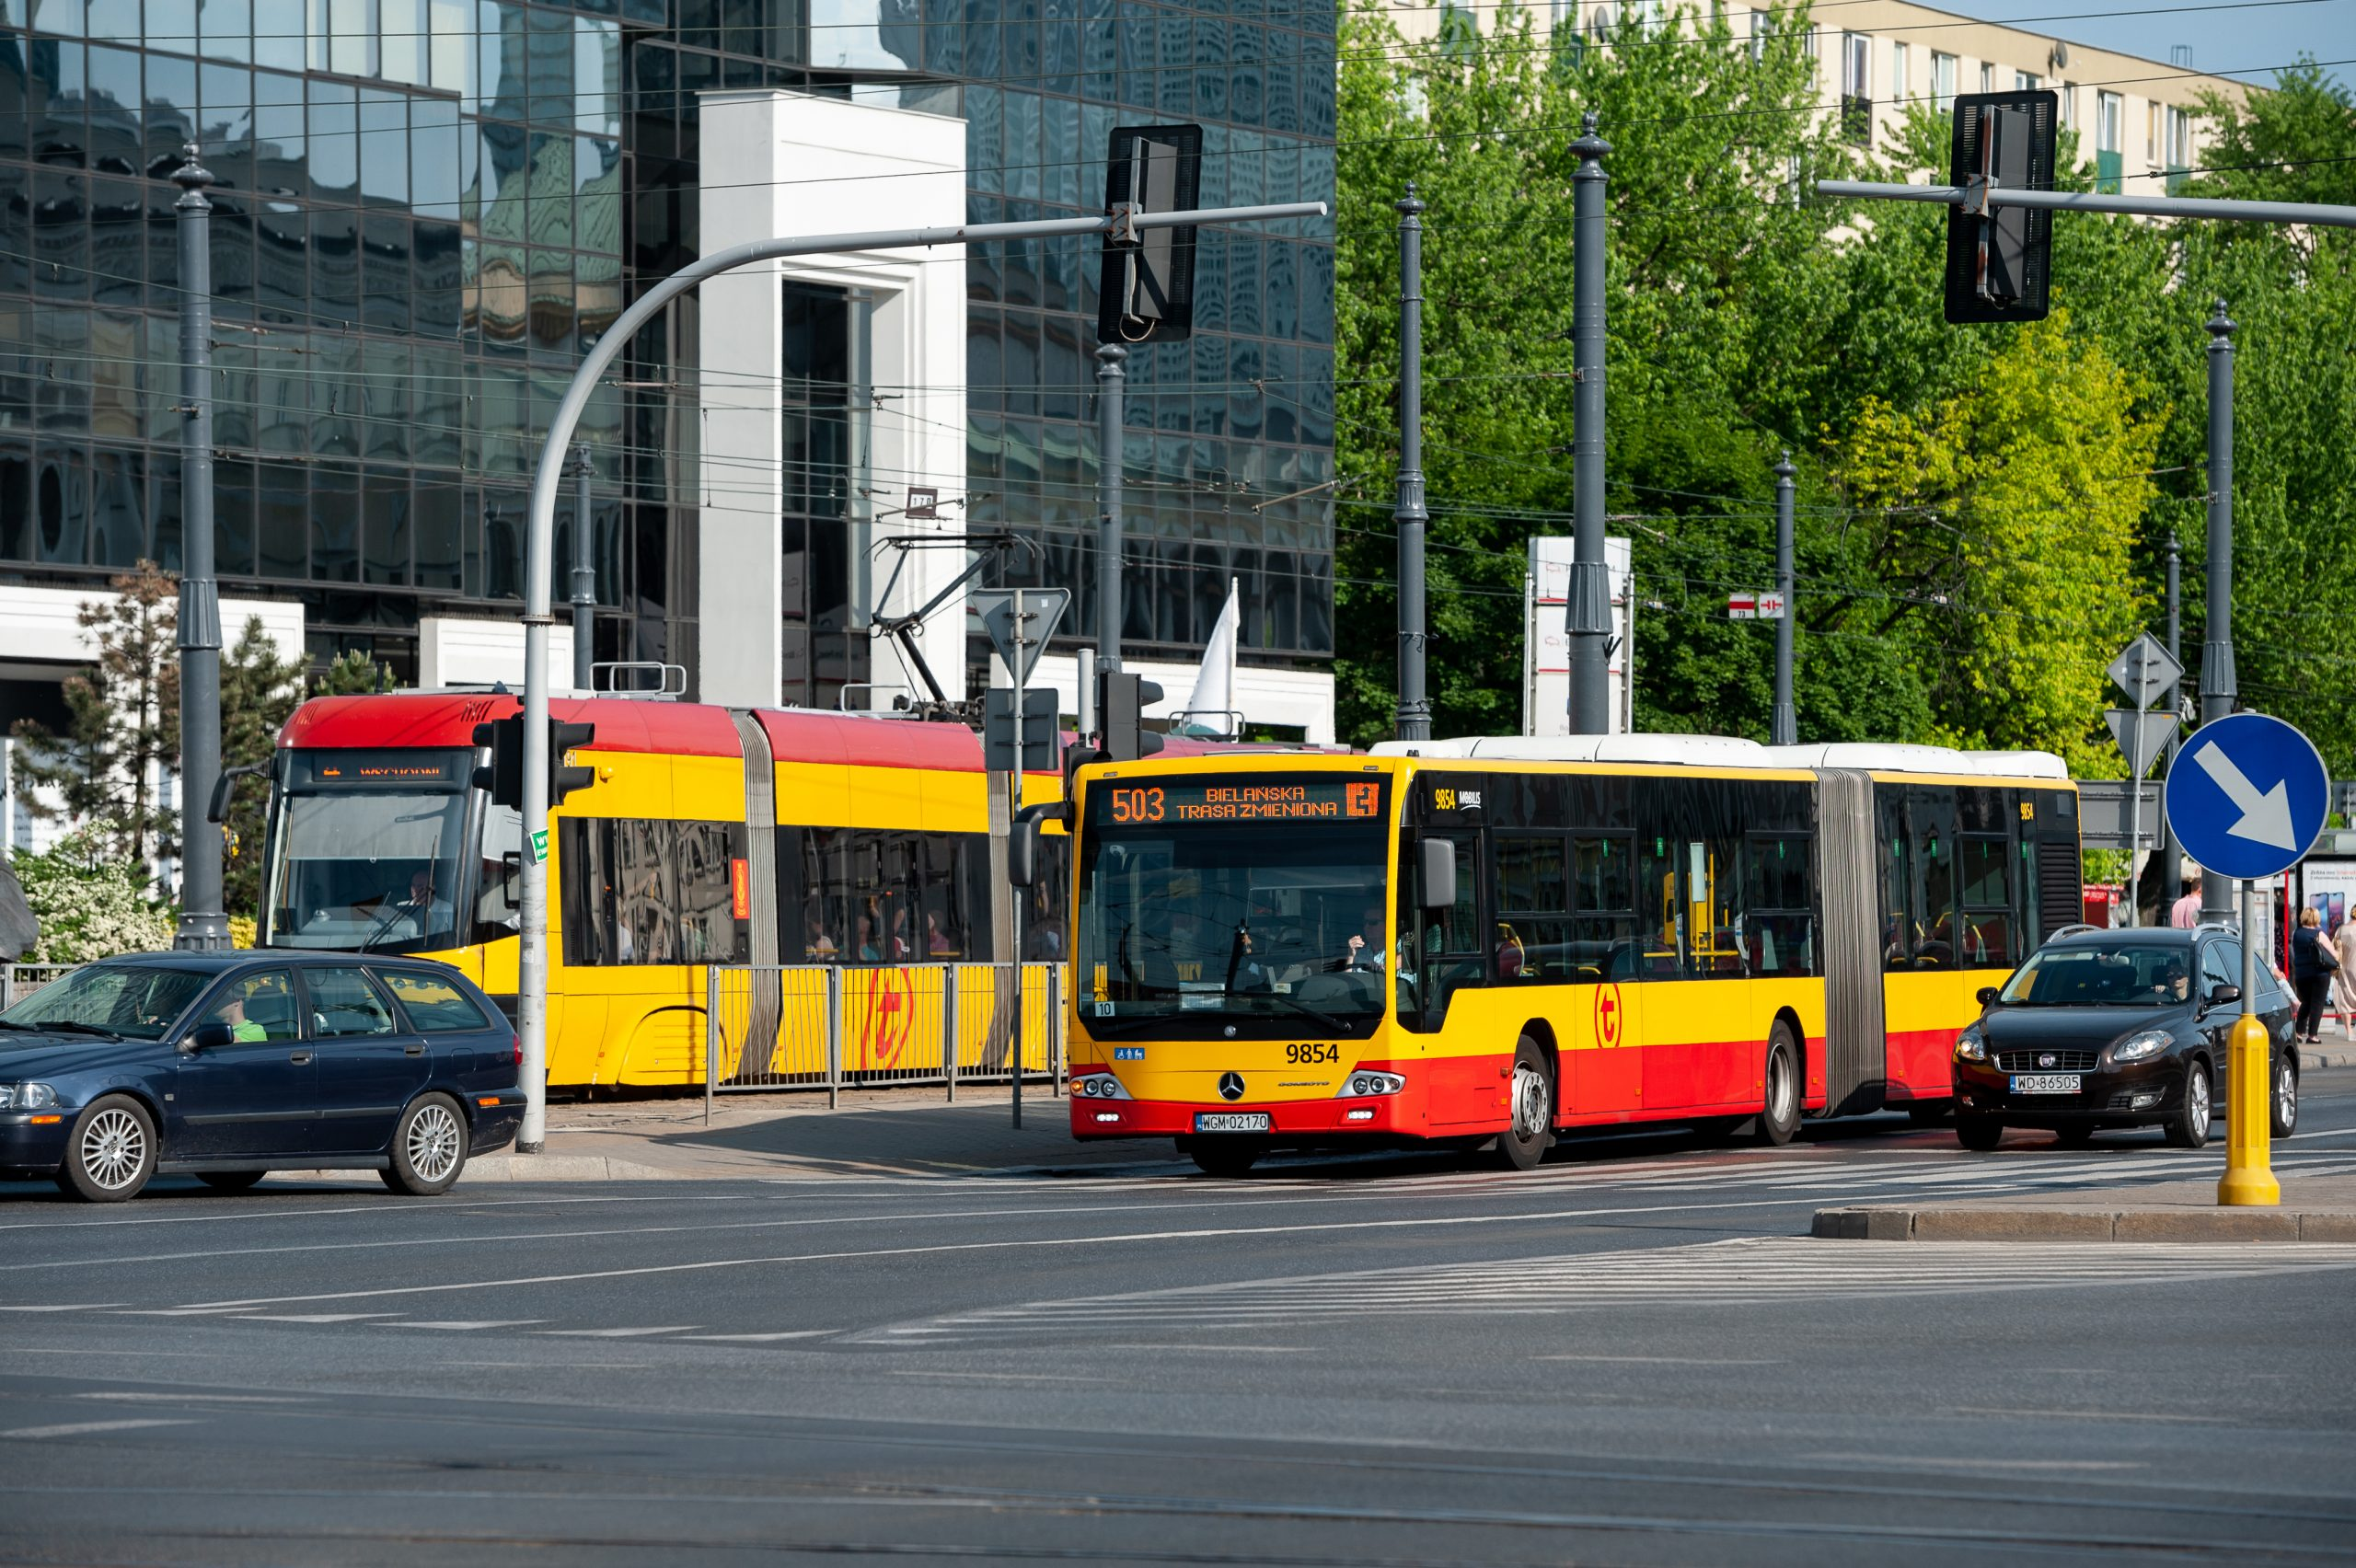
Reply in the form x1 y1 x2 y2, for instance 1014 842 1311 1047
259 692 1072 1088
1062 736 2082 1174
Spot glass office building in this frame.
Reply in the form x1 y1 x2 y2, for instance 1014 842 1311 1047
0 0 1335 710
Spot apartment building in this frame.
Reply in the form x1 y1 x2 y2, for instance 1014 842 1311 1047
1397 1 2252 191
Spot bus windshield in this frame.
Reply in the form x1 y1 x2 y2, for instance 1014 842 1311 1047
1074 774 1392 1038
261 748 476 952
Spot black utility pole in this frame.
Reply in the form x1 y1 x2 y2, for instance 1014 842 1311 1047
2160 528 2184 906
2200 302 2236 926
171 144 227 951
571 444 595 691
1771 451 1796 747
1392 184 1430 743
1095 342 1126 672
1567 113 1612 734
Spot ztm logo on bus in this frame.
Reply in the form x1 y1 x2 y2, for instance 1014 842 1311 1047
1593 983 1623 1049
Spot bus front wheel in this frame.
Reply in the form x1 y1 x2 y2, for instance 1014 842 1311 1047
1182 1136 1265 1178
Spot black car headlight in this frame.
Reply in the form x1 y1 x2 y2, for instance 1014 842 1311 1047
1954 1025 1988 1063
2111 1029 2172 1065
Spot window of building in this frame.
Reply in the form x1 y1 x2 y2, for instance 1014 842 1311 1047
2096 90 2125 190
1891 41 1910 99
1933 52 1958 110
2015 70 2040 91
1842 33 1869 97
1749 8 1768 61
1980 62 1994 94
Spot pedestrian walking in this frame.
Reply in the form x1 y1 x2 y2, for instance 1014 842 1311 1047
2290 905 2336 1044
2335 914 2356 1039
2169 871 2204 928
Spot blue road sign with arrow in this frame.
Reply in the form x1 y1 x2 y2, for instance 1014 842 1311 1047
2164 711 2329 882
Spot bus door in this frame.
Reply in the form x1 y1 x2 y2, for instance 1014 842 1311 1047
1880 784 1964 1097
1402 831 1496 1125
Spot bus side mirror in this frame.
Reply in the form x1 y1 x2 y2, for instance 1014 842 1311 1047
1419 838 1457 910
1008 823 1040 888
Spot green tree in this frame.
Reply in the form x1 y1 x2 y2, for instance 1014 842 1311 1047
6 562 181 870
2189 59 2356 211
313 648 399 696
6 829 178 963
217 617 308 921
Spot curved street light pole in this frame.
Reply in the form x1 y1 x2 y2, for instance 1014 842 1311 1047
511 201 1327 1151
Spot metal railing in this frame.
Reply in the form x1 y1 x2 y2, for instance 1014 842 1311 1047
1 964 75 1009
704 962 1065 1116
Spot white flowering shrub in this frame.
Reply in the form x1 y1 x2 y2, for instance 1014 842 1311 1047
7 828 178 964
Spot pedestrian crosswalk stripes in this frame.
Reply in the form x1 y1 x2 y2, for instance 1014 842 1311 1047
858 1238 2356 1344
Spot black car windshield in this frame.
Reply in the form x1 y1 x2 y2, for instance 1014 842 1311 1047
0 965 211 1041
1999 943 2192 1007
1074 773 1392 1036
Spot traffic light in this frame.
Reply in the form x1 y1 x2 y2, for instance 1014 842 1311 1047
1943 91 2057 324
549 720 597 808
1098 123 1202 347
470 714 524 811
1099 670 1165 763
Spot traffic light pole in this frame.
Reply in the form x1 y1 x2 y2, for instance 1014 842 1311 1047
1771 452 1796 748
1096 343 1126 673
1567 114 1612 736
171 146 229 952
2200 303 2236 927
2160 530 2183 909
512 200 1323 1152
1392 184 1430 744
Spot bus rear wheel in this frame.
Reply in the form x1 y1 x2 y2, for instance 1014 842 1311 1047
1755 1023 1802 1147
1182 1137 1265 1178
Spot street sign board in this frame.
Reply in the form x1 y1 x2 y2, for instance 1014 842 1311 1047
970 588 1069 687
1755 590 1786 620
2165 712 2330 881
1727 592 1756 620
905 486 939 520
2104 708 2179 778
983 686 1059 773
2106 632 2182 711
2075 779 2164 851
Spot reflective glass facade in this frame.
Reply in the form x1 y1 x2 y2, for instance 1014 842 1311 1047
0 0 1334 684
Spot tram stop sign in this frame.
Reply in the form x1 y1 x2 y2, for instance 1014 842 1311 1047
2164 712 2330 882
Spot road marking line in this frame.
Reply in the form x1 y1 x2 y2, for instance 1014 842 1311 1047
1537 1355 1786 1365
79 1393 309 1404
0 1419 196 1439
0 1304 126 1311
675 1331 838 1343
102 1308 260 1317
378 1320 545 1331
537 1326 700 1338
237 1313 407 1324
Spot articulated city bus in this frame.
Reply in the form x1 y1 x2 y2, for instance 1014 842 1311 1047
258 691 1070 1088
1063 736 2083 1174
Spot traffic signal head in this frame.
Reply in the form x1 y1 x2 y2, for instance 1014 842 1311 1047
1098 670 1166 763
1098 123 1202 347
549 720 597 808
1943 91 2056 325
470 715 525 811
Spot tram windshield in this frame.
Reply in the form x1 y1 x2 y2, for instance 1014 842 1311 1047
260 749 483 952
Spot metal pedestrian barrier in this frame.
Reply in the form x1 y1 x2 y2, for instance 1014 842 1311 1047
704 962 1065 1116
0 964 75 1009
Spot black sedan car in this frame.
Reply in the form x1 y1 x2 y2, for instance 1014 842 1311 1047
1950 925 2299 1151
0 951 523 1202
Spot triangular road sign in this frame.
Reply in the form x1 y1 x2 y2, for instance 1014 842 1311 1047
970 589 1069 687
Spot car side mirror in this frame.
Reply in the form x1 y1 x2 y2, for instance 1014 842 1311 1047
1419 838 1457 911
183 1021 234 1052
2206 983 2240 1008
1975 986 1999 1008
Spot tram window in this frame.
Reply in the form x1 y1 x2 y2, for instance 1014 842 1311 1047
560 818 749 967
675 822 744 963
1958 836 2013 966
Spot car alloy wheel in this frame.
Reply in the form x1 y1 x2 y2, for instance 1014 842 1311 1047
80 1106 148 1193
2273 1058 2298 1137
2189 1064 2212 1128
404 1101 463 1184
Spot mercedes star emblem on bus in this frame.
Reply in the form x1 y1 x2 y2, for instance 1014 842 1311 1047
1218 1072 1246 1101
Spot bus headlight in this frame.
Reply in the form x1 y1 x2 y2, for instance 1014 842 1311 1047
1076 1072 1133 1101
1337 1072 1405 1098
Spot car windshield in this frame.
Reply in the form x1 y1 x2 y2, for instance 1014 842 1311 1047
1998 944 2192 1008
0 965 211 1041
1074 773 1392 1036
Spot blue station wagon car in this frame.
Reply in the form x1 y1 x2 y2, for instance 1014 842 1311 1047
0 952 524 1202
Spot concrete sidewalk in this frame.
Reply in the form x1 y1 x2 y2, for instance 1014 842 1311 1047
1816 1173 2356 1243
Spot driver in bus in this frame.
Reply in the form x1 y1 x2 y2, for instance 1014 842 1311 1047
1341 905 1387 972
384 869 452 938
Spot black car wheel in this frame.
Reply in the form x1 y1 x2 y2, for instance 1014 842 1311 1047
1955 1113 2004 1152
2271 1055 2299 1139
1755 1023 1803 1147
380 1093 468 1196
1183 1136 1265 1178
2164 1060 2212 1150
198 1170 268 1193
57 1095 158 1203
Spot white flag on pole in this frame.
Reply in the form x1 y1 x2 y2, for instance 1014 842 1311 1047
1181 577 1241 737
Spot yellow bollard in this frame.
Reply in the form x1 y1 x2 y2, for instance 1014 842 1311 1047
2216 1010 2280 1206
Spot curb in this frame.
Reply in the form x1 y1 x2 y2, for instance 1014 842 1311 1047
1814 1205 2356 1242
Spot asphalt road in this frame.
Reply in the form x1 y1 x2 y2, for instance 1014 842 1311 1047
6 1078 2356 1567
